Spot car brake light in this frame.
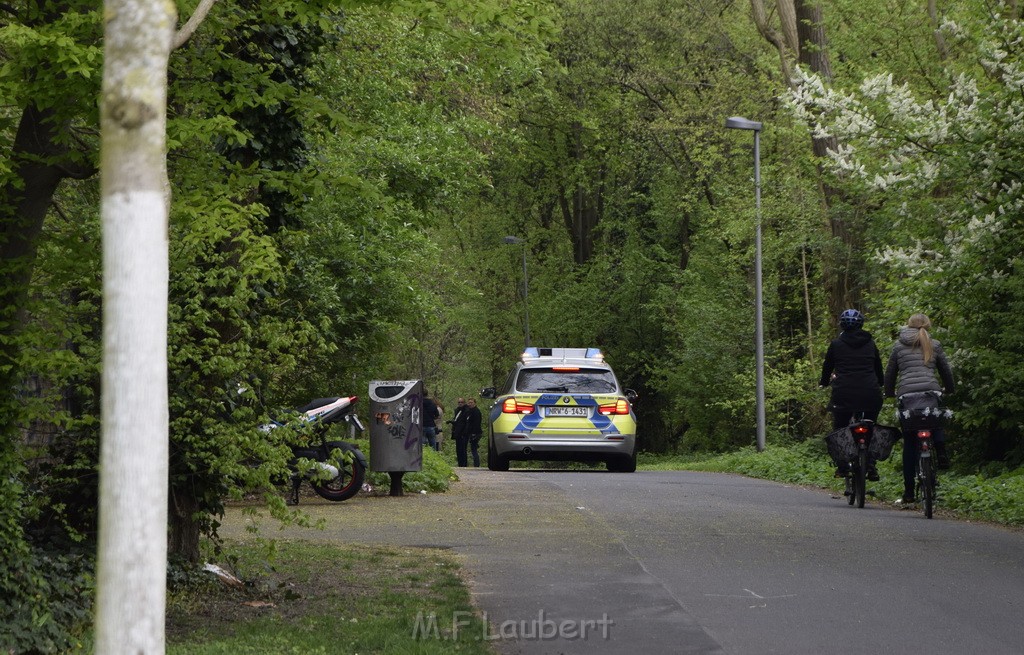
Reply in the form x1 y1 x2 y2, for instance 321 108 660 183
551 366 579 372
598 399 630 415
502 398 534 414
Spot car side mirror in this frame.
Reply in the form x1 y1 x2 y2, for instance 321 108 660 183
625 388 638 403
480 387 496 399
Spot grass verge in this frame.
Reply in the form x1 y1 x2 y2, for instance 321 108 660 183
168 539 494 654
639 439 1024 526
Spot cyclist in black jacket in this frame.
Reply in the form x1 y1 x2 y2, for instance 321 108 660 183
820 309 885 479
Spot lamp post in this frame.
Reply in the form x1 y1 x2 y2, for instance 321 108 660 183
502 235 531 349
725 116 765 453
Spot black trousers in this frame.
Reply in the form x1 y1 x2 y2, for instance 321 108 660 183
455 434 469 467
831 407 881 430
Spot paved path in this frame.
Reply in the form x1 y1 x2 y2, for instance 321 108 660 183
219 469 1024 654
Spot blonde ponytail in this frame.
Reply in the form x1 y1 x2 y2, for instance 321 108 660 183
907 313 933 364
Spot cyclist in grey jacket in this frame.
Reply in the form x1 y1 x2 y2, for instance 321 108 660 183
883 313 955 502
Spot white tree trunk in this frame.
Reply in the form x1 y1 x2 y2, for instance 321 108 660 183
95 1 175 653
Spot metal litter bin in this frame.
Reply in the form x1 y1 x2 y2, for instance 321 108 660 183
369 380 423 495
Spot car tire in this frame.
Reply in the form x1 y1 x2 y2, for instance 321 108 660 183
608 453 636 473
487 437 509 471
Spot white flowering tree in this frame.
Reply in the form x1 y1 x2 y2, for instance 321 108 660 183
786 7 1024 460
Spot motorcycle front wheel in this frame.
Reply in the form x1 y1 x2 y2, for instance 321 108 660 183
310 442 366 502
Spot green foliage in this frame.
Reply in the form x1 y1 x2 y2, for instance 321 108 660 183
0 546 94 654
938 470 1024 525
0 1 103 140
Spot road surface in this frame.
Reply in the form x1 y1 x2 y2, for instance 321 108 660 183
219 469 1024 654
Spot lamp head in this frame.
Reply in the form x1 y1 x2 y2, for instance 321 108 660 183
725 116 763 131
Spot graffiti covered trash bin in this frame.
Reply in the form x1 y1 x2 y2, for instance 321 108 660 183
369 380 423 495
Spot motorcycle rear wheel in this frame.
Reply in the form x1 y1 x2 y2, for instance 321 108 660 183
310 442 366 502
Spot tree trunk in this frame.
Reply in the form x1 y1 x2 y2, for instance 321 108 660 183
93 0 174 652
169 487 201 563
0 0 98 403
794 0 863 319
750 0 794 84
0 105 95 402
927 0 949 60
557 124 603 265
750 1 866 321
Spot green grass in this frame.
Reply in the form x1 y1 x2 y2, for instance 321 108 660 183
168 540 496 654
639 440 1024 526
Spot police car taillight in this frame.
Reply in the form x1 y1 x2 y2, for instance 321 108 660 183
502 398 534 414
598 399 630 415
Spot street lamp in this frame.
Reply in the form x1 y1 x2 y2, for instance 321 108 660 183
502 235 531 349
725 116 766 453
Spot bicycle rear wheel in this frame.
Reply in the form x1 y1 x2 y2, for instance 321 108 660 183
920 455 934 519
855 449 867 508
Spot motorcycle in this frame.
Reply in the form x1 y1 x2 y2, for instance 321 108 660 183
261 395 368 505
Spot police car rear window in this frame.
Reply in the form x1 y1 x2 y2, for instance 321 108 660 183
516 368 617 393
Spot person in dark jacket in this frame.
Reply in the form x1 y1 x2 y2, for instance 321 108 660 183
820 309 885 479
883 313 955 503
464 398 483 467
448 397 469 466
422 390 440 451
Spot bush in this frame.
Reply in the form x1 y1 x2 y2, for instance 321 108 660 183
0 547 94 654
353 438 456 494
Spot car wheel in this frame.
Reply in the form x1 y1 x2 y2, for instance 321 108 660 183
487 437 509 471
608 453 636 473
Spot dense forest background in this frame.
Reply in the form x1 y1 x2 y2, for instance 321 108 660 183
3 0 1024 649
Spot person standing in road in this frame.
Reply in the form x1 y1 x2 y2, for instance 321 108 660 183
434 398 445 451
449 397 469 466
883 313 956 503
819 309 885 479
465 398 483 467
422 389 440 451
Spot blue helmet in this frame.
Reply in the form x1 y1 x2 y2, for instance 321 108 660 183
839 309 864 330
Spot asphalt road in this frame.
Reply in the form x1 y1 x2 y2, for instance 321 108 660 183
219 469 1024 655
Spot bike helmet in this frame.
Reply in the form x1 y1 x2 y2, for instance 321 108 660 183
839 308 864 330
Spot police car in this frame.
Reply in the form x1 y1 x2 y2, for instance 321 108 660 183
480 347 638 472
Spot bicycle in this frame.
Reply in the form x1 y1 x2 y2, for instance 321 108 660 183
825 415 875 509
898 391 948 519
846 417 875 508
914 424 938 519
825 415 900 509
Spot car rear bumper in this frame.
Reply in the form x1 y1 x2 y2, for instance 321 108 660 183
492 432 635 460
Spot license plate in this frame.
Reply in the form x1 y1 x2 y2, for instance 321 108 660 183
546 406 588 417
